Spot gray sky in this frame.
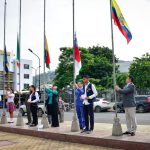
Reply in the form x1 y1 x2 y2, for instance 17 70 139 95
0 0 150 72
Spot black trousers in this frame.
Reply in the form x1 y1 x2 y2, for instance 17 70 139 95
30 105 38 125
26 103 32 123
51 103 59 127
47 104 52 115
83 104 94 131
47 104 59 127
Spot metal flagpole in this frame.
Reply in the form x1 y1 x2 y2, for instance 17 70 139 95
1 0 7 124
71 0 79 132
18 0 21 109
41 0 49 129
110 0 122 136
16 0 24 126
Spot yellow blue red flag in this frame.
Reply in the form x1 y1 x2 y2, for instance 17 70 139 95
112 0 132 43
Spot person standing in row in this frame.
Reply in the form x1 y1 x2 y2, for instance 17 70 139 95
45 85 59 127
115 75 137 136
24 91 32 125
75 82 85 131
81 75 98 134
6 89 15 123
28 85 39 127
58 97 65 123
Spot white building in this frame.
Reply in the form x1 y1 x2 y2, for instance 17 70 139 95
0 50 33 95
13 59 33 91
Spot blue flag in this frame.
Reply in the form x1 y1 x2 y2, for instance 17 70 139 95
4 46 9 76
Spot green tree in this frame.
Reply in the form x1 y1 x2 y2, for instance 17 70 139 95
54 46 118 89
129 53 150 89
106 72 128 89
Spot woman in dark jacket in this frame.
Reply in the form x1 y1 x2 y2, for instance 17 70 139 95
45 85 59 127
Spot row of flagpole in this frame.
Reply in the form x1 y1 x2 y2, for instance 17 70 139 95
1 0 132 135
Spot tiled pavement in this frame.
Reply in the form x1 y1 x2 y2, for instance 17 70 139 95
0 132 119 150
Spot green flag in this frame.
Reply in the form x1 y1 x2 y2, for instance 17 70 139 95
16 34 20 67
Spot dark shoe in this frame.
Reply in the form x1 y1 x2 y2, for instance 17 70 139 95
86 130 92 134
131 132 135 136
123 131 131 135
89 129 93 133
29 124 36 127
26 122 31 125
8 121 14 123
81 129 87 133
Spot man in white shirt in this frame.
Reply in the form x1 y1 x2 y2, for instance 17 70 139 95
28 85 39 127
81 75 97 134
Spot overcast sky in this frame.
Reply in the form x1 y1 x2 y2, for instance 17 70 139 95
0 0 150 72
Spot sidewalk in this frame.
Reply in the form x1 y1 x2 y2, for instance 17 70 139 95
0 118 150 150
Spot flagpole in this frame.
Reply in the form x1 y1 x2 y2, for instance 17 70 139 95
1 0 7 124
110 0 117 118
16 0 24 126
110 0 122 136
41 0 49 129
18 0 21 107
3 0 7 110
71 0 79 132
43 0 46 108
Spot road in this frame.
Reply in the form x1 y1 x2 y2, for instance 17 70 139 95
1 109 150 125
64 111 150 125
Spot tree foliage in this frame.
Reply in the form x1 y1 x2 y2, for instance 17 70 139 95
129 53 150 89
54 46 118 90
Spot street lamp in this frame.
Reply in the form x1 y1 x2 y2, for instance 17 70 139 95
28 49 41 92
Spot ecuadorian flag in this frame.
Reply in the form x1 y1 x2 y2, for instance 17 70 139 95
112 0 132 43
45 35 50 69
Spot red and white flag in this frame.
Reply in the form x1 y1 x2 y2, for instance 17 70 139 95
74 34 81 77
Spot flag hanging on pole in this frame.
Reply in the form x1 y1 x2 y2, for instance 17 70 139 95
16 34 20 67
4 45 9 76
45 35 50 69
111 0 132 43
74 33 81 77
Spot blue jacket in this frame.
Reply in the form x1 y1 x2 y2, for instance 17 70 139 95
75 88 84 107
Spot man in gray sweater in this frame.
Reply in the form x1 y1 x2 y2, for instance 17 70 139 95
115 75 137 136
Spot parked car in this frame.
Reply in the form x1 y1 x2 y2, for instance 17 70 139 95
113 95 150 113
14 91 29 108
93 98 111 112
64 103 70 112
19 103 45 117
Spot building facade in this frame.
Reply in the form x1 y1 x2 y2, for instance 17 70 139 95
0 50 33 95
13 59 32 91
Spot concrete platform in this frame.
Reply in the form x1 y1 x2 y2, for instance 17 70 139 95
0 121 150 150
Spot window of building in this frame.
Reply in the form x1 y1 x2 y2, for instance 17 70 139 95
24 64 29 69
24 74 29 79
24 84 29 89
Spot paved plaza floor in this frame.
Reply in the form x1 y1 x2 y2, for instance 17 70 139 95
0 132 119 150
